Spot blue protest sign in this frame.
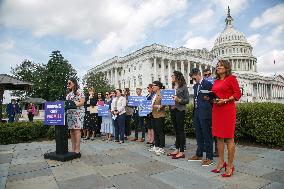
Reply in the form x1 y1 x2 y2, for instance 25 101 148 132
161 89 176 105
128 96 147 106
98 105 110 117
139 100 152 116
44 101 65 125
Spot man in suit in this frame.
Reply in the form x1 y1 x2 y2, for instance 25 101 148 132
6 99 20 123
203 68 219 157
188 68 214 166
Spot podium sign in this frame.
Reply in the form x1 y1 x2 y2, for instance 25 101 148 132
161 89 176 105
44 101 65 125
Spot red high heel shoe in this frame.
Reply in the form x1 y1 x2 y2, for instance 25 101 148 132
221 166 234 177
211 162 227 173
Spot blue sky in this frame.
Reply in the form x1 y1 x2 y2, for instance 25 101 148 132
0 0 284 82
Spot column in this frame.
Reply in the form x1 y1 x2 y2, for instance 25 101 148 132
107 71 110 84
271 84 274 99
187 61 191 85
110 69 113 85
194 62 197 68
161 58 165 84
114 67 118 88
168 60 171 87
199 63 202 73
175 61 178 71
181 60 185 75
154 58 157 80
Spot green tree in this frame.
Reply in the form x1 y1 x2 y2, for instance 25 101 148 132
11 60 45 98
83 71 114 94
42 50 78 101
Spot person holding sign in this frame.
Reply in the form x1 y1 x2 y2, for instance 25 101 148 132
168 71 189 159
100 92 114 141
130 88 146 142
83 87 98 141
148 81 166 156
146 84 155 145
188 68 214 166
66 77 85 155
111 89 126 144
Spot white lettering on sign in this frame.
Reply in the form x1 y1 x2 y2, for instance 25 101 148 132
47 104 62 109
50 110 58 113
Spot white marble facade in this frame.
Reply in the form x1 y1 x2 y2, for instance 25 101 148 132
88 7 284 103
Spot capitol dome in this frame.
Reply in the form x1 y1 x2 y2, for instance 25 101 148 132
212 7 257 73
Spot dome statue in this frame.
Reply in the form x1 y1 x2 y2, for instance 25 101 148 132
212 6 257 73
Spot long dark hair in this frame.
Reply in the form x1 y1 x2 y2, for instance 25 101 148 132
215 59 232 79
67 77 79 93
172 71 186 88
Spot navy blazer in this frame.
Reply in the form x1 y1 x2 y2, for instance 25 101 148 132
6 103 20 116
193 79 213 119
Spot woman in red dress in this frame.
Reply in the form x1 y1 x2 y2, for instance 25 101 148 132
211 60 242 177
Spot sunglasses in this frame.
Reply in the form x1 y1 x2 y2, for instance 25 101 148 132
203 73 211 77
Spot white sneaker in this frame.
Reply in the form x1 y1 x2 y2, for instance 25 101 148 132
155 148 165 156
149 146 158 152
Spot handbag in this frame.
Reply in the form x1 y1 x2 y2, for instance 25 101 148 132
89 106 98 114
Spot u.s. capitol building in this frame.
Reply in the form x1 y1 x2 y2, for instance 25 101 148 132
88 8 284 103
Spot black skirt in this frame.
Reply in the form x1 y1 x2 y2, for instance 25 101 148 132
83 112 98 131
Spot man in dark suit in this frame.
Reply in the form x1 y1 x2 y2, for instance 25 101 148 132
6 99 20 123
188 68 214 166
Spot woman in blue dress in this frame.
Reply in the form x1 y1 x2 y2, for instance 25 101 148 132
100 91 114 141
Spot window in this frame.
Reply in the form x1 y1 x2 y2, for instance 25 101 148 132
159 64 161 68
151 77 154 83
128 81 131 88
129 68 130 72
134 79 136 87
152 63 154 67
139 78 142 86
134 66 136 70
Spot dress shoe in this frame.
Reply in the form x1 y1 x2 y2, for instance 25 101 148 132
167 152 178 156
221 166 234 177
172 154 185 159
211 162 227 173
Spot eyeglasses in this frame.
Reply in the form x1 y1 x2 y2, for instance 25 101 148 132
203 73 211 77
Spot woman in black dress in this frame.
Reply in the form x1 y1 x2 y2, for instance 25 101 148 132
83 87 98 140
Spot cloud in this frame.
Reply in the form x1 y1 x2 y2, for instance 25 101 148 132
266 24 284 47
189 8 214 25
91 0 187 63
212 0 249 14
0 39 14 50
257 49 284 75
250 3 284 29
184 32 217 50
247 34 261 47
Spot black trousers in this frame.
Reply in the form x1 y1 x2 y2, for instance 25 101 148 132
28 112 34 122
114 114 126 142
193 113 213 160
170 109 186 152
125 115 132 136
153 117 165 148
133 113 145 139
